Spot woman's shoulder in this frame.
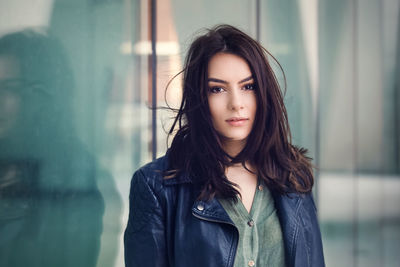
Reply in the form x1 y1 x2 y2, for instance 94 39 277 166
273 190 318 217
130 155 169 191
131 153 191 185
136 155 169 176
128 154 194 212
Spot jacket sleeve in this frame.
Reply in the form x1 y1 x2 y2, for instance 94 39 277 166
305 193 325 267
124 169 168 267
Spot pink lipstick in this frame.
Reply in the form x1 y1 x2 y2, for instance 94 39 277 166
226 117 248 126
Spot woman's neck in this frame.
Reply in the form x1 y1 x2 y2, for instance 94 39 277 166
221 139 246 157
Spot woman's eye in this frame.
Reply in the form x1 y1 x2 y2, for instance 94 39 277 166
243 84 255 90
209 86 225 93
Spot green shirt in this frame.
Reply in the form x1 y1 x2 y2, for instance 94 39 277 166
218 181 286 267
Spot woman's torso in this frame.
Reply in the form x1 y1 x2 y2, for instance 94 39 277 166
124 155 325 267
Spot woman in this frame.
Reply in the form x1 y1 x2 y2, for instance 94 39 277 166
124 25 325 267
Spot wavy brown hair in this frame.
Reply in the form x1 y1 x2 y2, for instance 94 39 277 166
166 24 313 200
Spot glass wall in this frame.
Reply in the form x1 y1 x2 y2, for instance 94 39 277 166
317 0 400 266
0 0 398 266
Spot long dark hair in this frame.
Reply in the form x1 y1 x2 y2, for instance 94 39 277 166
166 24 313 200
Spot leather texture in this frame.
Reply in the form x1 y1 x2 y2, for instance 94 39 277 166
124 155 325 267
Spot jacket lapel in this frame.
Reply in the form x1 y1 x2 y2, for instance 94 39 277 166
191 198 234 225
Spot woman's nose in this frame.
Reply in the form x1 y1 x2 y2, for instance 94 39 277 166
228 89 243 111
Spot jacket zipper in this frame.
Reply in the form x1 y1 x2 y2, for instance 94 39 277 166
192 212 239 267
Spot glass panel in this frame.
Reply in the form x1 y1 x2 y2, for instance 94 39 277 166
0 0 148 266
260 0 315 155
318 0 400 266
318 0 358 265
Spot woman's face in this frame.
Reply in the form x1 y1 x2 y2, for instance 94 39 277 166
207 52 257 150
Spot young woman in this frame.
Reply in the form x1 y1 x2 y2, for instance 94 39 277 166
124 25 325 267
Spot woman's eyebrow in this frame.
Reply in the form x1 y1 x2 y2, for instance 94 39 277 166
238 76 253 84
207 76 253 84
207 77 227 84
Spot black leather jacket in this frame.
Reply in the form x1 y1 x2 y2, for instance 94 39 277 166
124 156 325 267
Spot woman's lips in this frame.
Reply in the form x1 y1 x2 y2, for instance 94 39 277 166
225 117 249 126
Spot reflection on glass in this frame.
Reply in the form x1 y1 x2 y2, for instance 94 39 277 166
0 30 104 267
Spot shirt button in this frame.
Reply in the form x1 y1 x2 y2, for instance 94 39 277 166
247 220 254 227
258 185 263 191
248 260 255 266
197 204 204 211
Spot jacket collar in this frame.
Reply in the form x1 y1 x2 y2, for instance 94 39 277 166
160 152 304 224
160 151 193 186
163 172 192 185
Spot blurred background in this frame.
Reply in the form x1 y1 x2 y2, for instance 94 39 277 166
0 0 398 266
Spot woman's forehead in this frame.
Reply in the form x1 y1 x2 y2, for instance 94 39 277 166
207 53 252 82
